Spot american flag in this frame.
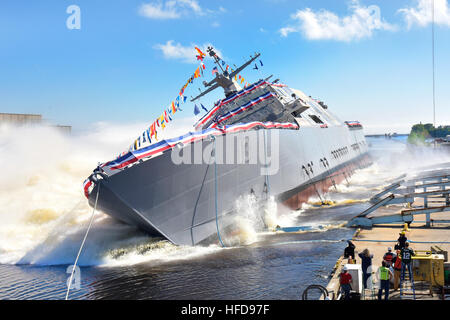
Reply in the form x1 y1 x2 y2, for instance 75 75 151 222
212 67 218 75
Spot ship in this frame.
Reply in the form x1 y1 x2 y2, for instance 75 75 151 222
83 47 370 246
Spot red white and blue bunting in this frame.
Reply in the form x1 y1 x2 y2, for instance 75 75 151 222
345 121 362 128
127 48 208 155
83 179 93 198
101 121 298 172
214 91 275 126
194 79 269 130
83 121 299 197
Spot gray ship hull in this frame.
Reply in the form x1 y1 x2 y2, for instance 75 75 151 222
89 125 368 246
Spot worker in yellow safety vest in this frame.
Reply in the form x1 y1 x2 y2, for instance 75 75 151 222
377 260 393 300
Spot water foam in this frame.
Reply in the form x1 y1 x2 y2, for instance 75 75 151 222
223 194 262 246
0 120 221 266
221 195 303 245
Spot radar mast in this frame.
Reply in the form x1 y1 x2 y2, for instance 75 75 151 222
191 47 260 102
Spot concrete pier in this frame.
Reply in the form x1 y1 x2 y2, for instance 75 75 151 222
325 193 450 300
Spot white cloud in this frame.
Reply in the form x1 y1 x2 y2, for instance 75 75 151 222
279 26 296 37
153 40 223 64
279 0 395 42
139 0 203 20
139 2 179 19
398 0 450 28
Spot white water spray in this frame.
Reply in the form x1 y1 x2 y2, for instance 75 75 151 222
0 120 222 266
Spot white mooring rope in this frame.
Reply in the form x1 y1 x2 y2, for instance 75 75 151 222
65 183 101 300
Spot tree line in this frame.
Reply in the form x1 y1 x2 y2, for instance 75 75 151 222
408 123 450 144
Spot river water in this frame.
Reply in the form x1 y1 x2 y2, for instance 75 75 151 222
0 124 448 300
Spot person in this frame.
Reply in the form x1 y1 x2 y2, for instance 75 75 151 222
383 247 396 267
377 260 393 300
344 240 356 262
397 231 408 250
358 249 373 289
400 242 415 284
392 249 402 290
339 266 352 300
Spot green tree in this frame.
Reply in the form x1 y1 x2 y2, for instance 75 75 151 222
408 123 450 145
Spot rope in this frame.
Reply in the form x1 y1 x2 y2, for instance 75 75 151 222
301 284 329 300
213 137 225 248
409 240 450 244
350 239 397 243
65 183 101 300
303 165 325 203
349 238 450 244
263 130 270 196
343 171 350 185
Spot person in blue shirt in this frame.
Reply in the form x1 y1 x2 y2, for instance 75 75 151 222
344 240 356 261
400 242 415 283
397 231 408 249
358 249 373 289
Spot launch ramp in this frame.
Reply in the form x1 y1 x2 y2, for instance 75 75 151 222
348 168 450 228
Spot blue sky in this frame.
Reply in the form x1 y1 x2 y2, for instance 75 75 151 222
1 0 449 134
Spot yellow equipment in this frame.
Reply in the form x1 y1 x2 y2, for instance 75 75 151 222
431 245 448 262
310 200 335 207
412 250 445 295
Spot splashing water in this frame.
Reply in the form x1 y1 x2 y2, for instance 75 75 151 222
223 194 262 246
223 194 312 245
0 120 222 267
262 196 280 229
101 239 221 267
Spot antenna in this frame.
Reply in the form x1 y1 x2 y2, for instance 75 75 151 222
190 48 261 102
207 46 225 73
432 0 436 130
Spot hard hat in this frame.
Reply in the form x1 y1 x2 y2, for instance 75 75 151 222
388 247 392 251
343 266 348 271
400 231 405 235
